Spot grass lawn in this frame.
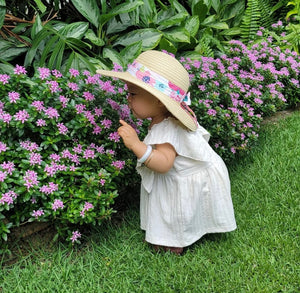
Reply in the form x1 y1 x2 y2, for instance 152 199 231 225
1 111 299 293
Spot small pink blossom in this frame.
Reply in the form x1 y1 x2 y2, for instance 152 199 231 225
0 191 17 205
83 149 95 160
46 80 61 93
80 202 94 218
61 149 72 159
52 69 62 78
0 142 7 153
59 95 68 107
44 107 60 119
50 154 61 162
69 68 80 77
101 119 112 129
14 110 30 123
57 123 68 135
111 160 125 170
8 91 20 103
1 113 12 124
93 125 102 135
52 199 64 211
67 82 79 91
108 132 120 142
1 161 15 175
14 64 27 75
207 109 217 116
29 152 42 166
94 108 103 117
39 182 58 194
0 74 10 84
0 171 7 182
75 104 86 114
32 101 45 112
70 230 81 243
83 91 95 101
32 209 44 219
38 67 51 80
23 170 39 190
36 119 46 127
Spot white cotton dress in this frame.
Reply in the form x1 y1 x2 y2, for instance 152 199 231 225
136 117 237 248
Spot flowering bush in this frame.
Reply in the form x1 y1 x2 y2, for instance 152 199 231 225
180 35 300 161
0 65 146 244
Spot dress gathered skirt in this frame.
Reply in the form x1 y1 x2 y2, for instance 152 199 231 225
137 117 237 248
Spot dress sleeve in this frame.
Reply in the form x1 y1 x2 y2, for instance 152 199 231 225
136 118 215 193
143 118 214 162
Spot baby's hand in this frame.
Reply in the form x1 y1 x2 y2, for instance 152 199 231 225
118 120 141 150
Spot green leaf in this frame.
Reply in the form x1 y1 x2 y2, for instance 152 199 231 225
39 34 59 65
103 48 124 67
2 233 7 242
114 28 163 50
138 0 157 26
33 0 47 13
202 15 217 26
85 29 105 46
159 37 177 54
49 40 65 69
120 41 143 65
0 0 6 29
219 27 241 36
157 11 188 29
170 0 188 13
192 0 208 22
31 14 43 39
0 40 28 62
222 1 245 21
99 1 143 28
207 22 229 30
71 0 101 28
163 27 190 43
59 22 89 39
185 16 200 38
156 9 188 28
25 27 50 66
211 0 221 13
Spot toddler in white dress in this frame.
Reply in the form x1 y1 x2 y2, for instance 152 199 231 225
97 50 236 254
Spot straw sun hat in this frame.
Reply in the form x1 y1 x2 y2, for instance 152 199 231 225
96 50 198 131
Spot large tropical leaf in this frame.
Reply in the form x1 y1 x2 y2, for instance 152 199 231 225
99 1 144 29
163 27 190 43
114 28 163 50
71 0 101 28
25 22 90 70
156 9 188 29
120 41 143 66
60 22 89 39
0 40 27 62
185 16 200 38
138 0 157 26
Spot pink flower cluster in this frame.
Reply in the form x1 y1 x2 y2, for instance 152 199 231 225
52 199 64 211
70 230 81 243
0 191 17 205
80 202 94 218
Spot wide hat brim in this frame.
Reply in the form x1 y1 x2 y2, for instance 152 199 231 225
96 58 198 131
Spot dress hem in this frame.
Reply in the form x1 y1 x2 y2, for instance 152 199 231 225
143 225 237 248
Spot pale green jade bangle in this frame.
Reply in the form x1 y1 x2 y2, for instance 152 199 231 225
138 145 152 163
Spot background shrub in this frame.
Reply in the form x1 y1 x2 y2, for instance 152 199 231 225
0 65 147 244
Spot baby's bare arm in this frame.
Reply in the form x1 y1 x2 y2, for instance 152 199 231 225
118 120 176 173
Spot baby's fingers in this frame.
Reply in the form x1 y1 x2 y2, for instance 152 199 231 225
119 120 129 127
